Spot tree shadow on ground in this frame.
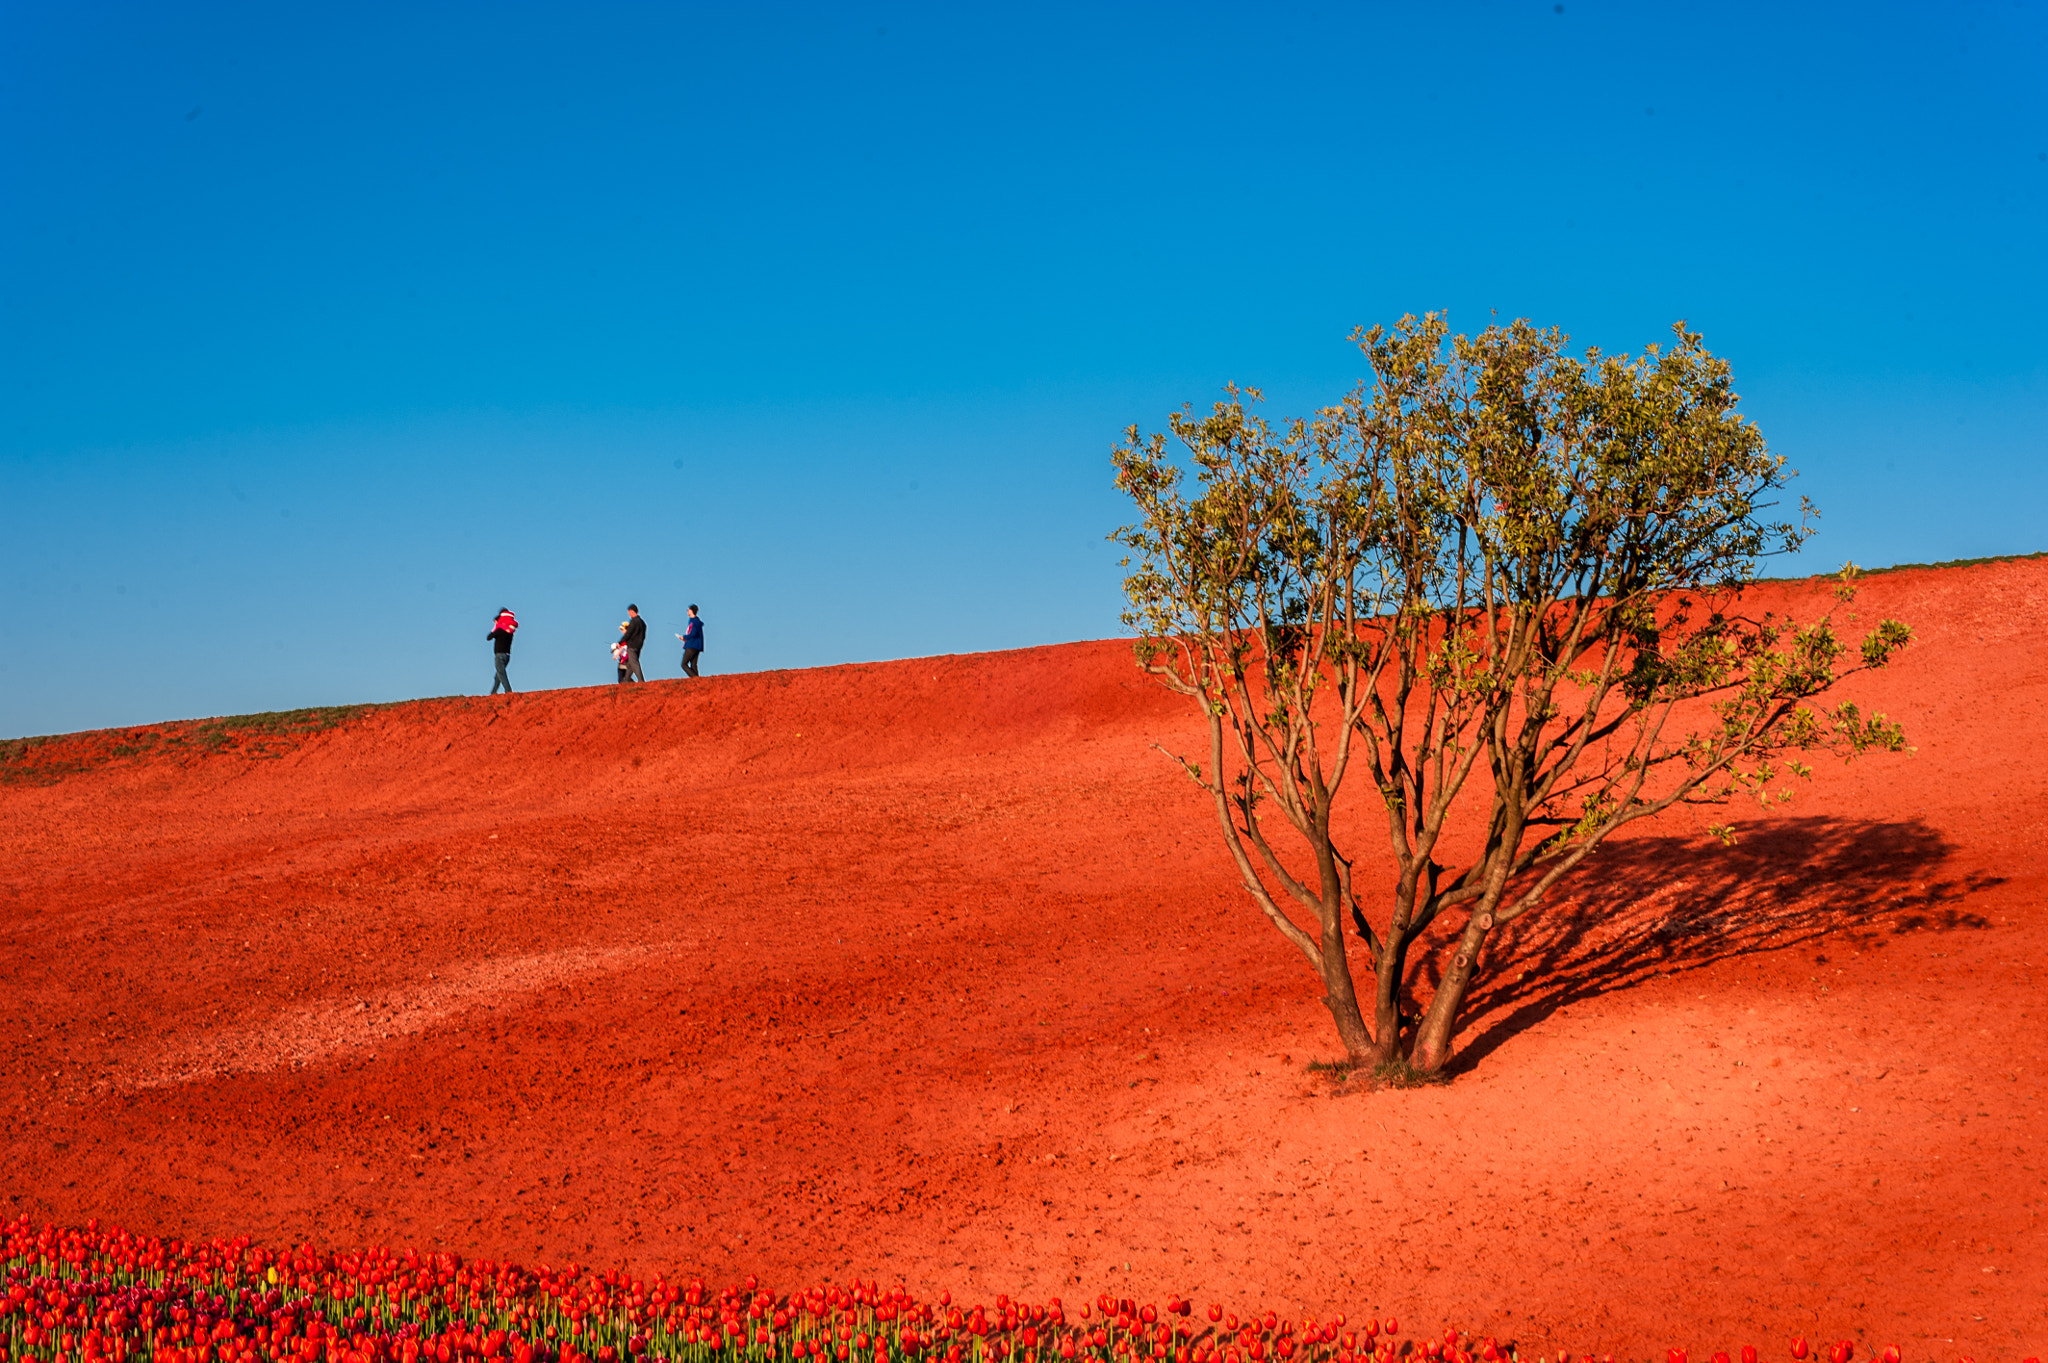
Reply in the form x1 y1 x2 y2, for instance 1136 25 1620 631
1435 816 1999 1073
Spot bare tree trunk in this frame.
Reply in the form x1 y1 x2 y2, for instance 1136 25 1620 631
1369 932 1410 1066
1409 911 1494 1072
1318 943 1377 1063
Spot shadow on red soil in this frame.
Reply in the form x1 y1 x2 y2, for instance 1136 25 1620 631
1448 816 1995 1070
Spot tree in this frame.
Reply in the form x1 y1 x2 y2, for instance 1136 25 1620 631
1110 315 1912 1074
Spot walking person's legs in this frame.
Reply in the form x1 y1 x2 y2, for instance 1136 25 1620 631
682 648 700 678
627 647 645 682
492 655 512 694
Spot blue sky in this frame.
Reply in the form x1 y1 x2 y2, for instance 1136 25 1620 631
3 1 2044 737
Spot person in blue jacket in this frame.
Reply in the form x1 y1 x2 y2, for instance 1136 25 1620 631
675 605 704 677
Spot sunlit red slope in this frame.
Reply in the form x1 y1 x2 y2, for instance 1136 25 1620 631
1 558 2043 1360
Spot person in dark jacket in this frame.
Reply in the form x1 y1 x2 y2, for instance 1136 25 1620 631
675 605 704 677
622 604 647 682
487 608 518 694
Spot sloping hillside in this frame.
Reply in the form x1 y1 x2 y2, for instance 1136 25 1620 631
2 561 2044 1359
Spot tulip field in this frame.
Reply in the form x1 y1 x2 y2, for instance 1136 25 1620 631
0 1221 2035 1363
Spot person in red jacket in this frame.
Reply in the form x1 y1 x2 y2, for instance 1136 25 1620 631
612 623 632 683
487 608 518 694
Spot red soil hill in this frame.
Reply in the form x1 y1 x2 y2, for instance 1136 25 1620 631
2 559 2044 1359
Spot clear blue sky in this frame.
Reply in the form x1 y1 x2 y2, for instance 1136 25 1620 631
3 2 2043 737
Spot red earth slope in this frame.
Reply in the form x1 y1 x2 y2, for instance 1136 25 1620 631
1 559 2044 1359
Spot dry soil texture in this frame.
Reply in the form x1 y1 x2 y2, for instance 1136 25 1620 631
3 560 2044 1360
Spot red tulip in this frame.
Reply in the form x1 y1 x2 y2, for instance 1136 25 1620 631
1790 1341 1809 1360
1209 1308 1224 1325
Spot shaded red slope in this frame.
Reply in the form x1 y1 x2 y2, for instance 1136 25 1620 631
1 564 2043 1360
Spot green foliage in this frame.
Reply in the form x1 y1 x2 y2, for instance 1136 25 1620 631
182 704 378 753
1758 547 2047 582
1367 1058 1455 1090
1112 314 1914 1072
0 704 384 786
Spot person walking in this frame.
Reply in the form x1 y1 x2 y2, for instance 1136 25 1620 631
487 608 518 694
612 622 632 684
622 604 648 682
675 604 704 678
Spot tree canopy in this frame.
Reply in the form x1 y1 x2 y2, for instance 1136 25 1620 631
1111 315 1912 1074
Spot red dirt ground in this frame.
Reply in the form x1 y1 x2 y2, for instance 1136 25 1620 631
2 559 2044 1360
